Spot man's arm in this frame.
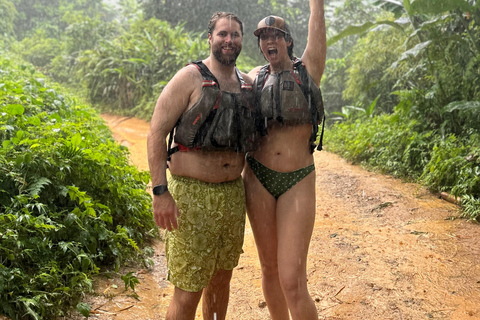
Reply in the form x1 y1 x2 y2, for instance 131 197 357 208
147 65 199 230
301 0 326 87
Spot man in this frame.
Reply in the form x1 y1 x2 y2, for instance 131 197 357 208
147 12 257 320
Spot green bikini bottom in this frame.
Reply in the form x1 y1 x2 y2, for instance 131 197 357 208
246 154 315 199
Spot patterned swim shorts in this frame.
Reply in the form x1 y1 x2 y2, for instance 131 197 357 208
165 175 246 292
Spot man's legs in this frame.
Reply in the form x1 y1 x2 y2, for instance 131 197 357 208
202 177 245 319
202 269 233 320
166 176 244 320
166 287 203 320
166 269 233 320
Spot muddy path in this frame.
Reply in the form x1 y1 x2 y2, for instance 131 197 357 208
76 114 480 320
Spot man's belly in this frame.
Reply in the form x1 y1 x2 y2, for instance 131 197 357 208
169 150 245 183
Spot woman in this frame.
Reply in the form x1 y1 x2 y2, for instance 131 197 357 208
243 0 326 319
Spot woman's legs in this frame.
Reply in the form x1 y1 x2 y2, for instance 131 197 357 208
276 171 317 319
244 163 318 320
244 165 290 320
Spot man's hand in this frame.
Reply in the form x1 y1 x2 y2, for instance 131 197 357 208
153 192 180 231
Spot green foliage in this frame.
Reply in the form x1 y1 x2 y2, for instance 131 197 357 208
342 18 408 113
13 29 62 68
53 16 121 85
76 302 91 317
62 15 121 57
121 272 140 292
11 0 109 40
460 195 480 221
325 0 382 59
326 113 434 178
76 18 209 120
327 19 404 47
421 134 480 198
0 0 17 36
326 0 480 221
0 57 158 319
12 13 121 84
326 99 480 222
327 0 480 119
410 0 474 15
321 58 348 115
332 95 381 121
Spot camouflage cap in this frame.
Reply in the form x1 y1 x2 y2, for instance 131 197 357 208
254 16 290 36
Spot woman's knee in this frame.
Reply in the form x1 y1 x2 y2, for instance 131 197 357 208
278 271 308 299
260 257 280 278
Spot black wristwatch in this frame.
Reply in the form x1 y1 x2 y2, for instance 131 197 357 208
152 184 168 196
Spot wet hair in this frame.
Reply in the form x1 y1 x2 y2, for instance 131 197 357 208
208 12 244 36
284 29 294 59
257 29 295 60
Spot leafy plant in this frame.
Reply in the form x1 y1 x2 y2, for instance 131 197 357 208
11 0 109 40
321 57 348 115
13 29 62 68
76 302 91 318
0 57 158 319
326 104 480 220
331 95 380 121
0 0 17 36
121 272 140 292
460 195 480 221
75 18 209 120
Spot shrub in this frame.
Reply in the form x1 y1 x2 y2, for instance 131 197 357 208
0 57 158 319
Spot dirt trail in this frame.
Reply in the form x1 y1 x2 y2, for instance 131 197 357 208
77 114 480 320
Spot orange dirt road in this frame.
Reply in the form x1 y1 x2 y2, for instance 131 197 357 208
73 114 480 320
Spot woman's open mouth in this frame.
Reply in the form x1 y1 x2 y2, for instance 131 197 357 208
267 48 278 58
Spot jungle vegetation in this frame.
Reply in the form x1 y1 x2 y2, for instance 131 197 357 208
1 0 479 318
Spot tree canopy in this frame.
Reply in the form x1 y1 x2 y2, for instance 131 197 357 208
11 0 110 39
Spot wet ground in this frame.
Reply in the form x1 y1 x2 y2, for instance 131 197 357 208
70 114 480 320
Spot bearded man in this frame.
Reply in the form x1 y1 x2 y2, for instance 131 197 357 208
147 11 258 320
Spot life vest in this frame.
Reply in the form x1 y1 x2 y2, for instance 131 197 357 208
254 58 325 153
168 60 259 157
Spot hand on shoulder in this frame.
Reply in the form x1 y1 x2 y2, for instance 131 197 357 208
248 66 263 81
241 70 255 85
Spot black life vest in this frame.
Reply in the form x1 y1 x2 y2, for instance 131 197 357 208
255 58 325 153
168 61 259 157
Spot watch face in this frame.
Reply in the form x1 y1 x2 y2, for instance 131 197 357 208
153 185 168 195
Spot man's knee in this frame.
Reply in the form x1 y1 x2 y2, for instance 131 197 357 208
209 269 233 287
173 286 203 306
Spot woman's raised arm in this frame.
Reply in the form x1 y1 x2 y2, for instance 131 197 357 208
301 0 326 86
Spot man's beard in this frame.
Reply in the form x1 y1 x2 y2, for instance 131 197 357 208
212 46 241 66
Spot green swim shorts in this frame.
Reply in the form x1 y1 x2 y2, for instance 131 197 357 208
165 174 246 292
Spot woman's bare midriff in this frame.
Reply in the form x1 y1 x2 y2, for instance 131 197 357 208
168 150 245 183
250 123 314 172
